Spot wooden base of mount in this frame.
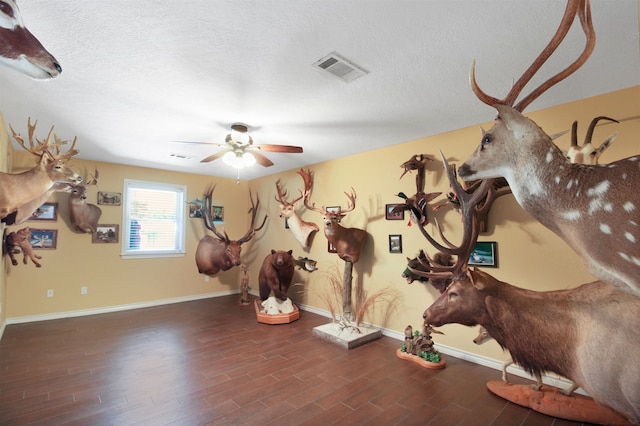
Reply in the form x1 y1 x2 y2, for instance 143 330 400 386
395 348 446 369
486 380 630 425
254 300 300 324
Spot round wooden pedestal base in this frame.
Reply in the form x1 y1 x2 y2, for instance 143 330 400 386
486 380 630 425
254 300 300 324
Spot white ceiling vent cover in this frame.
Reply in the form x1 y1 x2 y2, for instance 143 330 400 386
313 52 368 83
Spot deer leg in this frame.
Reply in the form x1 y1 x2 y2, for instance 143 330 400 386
531 372 543 391
501 358 513 383
561 382 579 396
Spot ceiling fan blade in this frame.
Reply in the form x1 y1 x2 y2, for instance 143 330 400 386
200 150 229 163
172 140 226 147
251 152 274 167
254 144 303 153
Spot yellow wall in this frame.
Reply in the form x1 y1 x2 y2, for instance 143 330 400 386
4 156 255 318
3 86 639 365
250 86 639 361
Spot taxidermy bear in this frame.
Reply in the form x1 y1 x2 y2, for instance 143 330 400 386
259 249 295 301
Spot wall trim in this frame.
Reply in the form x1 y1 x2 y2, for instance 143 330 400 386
5 290 238 325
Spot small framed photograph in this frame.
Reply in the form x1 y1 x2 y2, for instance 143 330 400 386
389 234 402 253
30 229 57 249
328 241 337 253
326 206 340 214
189 205 202 218
385 204 404 220
93 224 119 244
212 206 224 222
469 241 498 267
28 202 58 221
97 191 121 206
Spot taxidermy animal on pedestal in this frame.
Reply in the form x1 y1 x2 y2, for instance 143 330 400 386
259 249 295 301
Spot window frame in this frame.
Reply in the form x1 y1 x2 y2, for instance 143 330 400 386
121 179 187 259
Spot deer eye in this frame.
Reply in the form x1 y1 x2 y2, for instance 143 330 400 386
448 291 458 299
481 134 493 149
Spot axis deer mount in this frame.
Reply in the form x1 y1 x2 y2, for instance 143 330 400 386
456 0 640 295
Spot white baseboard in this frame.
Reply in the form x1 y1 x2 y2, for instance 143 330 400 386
5 290 238 325
295 301 586 396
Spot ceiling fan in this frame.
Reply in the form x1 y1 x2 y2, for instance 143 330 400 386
174 123 303 168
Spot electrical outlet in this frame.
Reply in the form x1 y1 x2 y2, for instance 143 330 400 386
81 286 88 295
204 275 210 283
47 289 54 298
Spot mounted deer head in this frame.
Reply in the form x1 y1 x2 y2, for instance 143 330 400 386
564 116 619 165
0 0 61 78
68 169 102 234
195 185 267 276
274 172 319 249
300 169 368 264
0 118 81 220
458 1 640 295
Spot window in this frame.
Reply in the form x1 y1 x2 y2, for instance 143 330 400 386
121 179 186 258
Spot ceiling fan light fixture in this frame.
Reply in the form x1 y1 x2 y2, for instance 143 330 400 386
229 124 251 145
222 151 256 168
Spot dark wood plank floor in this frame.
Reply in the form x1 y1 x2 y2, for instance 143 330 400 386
0 295 595 425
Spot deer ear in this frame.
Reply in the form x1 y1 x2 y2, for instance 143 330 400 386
469 268 487 290
495 105 535 141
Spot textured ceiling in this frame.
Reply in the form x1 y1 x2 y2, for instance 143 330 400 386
0 1 638 181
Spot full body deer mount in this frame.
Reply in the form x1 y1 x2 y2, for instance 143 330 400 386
68 170 102 234
415 153 640 424
195 185 267 276
0 119 81 221
0 1 61 79
457 1 640 296
274 172 319 249
5 227 41 267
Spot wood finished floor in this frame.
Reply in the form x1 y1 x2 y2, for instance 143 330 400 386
0 295 596 426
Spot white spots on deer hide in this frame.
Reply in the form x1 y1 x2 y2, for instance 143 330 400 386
624 232 636 243
622 173 628 180
588 198 605 215
603 202 613 213
560 210 581 221
623 202 636 213
586 181 610 197
554 176 560 184
628 156 639 162
630 220 638 227
545 149 554 164
620 252 640 266
600 223 612 234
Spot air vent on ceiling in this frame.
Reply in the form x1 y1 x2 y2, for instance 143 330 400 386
312 51 368 83
170 153 193 160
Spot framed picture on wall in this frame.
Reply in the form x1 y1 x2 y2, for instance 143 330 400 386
385 204 404 220
97 191 121 206
29 229 57 249
93 224 119 244
28 202 58 221
212 206 224 222
468 241 497 267
388 234 402 253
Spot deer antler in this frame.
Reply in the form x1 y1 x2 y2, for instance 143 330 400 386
471 0 594 112
300 169 326 214
340 188 357 214
201 185 229 241
274 179 303 206
237 191 267 244
412 152 492 281
571 116 619 147
9 118 79 162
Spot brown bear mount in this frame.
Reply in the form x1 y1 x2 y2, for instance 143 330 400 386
259 249 295 301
